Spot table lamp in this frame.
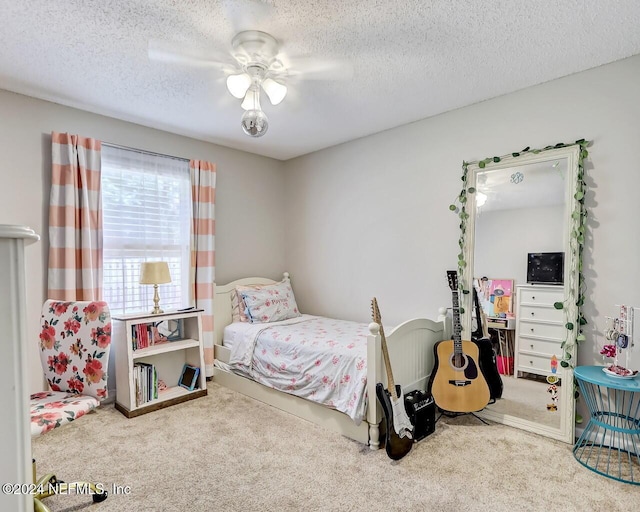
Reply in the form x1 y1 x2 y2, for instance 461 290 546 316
139 261 172 314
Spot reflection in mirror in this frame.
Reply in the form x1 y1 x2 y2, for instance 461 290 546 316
462 146 580 443
475 158 567 431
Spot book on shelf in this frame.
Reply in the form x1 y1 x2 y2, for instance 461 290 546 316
131 321 174 351
131 324 150 351
131 325 137 351
133 362 158 406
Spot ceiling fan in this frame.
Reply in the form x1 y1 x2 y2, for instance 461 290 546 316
149 22 352 138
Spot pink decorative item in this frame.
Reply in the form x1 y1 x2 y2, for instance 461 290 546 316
600 344 617 359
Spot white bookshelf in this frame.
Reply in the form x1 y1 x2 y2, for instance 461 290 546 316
0 225 39 512
131 338 201 359
113 309 207 418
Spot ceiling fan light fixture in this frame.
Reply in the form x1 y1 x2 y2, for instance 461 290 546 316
241 86 260 111
226 73 252 99
240 84 268 137
261 78 287 105
241 109 269 138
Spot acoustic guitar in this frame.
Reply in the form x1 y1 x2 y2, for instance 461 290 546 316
428 271 491 413
371 298 413 460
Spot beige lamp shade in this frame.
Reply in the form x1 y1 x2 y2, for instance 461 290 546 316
140 262 171 314
139 261 171 285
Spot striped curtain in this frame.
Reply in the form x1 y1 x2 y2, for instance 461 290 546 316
48 132 103 300
190 160 216 377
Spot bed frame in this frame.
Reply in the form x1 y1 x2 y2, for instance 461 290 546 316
212 273 449 449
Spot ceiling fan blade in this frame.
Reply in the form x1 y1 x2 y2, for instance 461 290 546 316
285 57 354 81
148 39 231 71
221 0 274 33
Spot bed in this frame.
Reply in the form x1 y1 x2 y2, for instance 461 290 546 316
213 273 449 449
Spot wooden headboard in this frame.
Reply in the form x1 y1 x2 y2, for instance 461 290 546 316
213 272 289 346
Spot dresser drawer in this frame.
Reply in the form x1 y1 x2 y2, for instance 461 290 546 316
517 353 554 376
519 287 564 306
519 304 564 323
517 337 562 357
518 320 566 341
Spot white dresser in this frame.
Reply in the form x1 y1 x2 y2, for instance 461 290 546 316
515 284 566 378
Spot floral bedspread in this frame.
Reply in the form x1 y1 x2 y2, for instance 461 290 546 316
228 315 370 423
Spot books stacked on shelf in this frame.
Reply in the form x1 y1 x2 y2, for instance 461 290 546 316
131 322 171 350
133 362 158 406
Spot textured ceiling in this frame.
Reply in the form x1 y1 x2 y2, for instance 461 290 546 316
1 1 640 161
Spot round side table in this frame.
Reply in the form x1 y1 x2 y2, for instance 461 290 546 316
573 365 640 485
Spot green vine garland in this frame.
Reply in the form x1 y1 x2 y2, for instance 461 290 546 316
450 139 591 368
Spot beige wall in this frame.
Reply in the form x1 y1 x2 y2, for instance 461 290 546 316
5 53 640 394
283 54 640 373
0 89 287 392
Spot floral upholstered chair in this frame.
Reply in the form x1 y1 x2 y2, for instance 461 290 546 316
30 300 111 510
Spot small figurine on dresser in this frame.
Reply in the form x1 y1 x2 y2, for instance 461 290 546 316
546 384 558 411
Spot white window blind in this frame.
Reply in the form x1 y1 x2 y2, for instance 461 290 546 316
101 145 191 315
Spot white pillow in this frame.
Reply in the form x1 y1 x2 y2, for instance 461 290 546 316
240 280 301 323
231 285 259 323
230 281 289 323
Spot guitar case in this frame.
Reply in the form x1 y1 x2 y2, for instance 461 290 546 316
472 337 503 400
472 288 503 400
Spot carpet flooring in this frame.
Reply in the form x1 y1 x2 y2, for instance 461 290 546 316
31 381 638 512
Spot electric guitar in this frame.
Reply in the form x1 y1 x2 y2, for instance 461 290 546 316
471 286 503 401
428 271 491 413
371 298 413 460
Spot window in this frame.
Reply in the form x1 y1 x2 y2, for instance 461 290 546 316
101 145 191 315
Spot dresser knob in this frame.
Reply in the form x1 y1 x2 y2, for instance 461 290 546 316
532 296 535 300
530 344 534 349
531 312 535 316
530 328 534 332
530 360 534 364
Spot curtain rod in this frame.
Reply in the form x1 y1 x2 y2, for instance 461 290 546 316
102 142 190 163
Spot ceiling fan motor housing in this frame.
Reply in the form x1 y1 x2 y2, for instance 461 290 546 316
232 30 281 71
246 63 268 82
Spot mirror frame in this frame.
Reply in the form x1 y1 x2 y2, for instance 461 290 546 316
460 144 581 443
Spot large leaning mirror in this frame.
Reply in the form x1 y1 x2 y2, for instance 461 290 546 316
459 144 584 443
